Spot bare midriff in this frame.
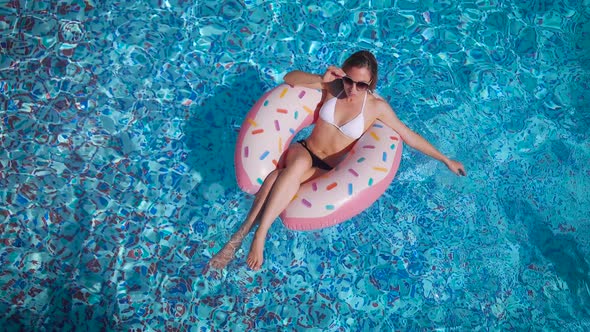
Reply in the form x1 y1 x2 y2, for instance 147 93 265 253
305 119 358 166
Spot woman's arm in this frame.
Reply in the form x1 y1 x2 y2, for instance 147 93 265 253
375 100 467 176
284 66 347 91
284 71 323 89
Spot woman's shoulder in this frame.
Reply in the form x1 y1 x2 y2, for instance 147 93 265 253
367 93 392 111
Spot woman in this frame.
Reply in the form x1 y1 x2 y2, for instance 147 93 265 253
209 50 466 271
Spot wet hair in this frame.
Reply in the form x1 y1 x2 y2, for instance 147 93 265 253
342 50 378 91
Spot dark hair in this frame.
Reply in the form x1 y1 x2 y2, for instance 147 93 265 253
342 50 378 91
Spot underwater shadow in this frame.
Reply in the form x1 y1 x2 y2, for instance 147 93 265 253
183 64 270 199
501 197 590 318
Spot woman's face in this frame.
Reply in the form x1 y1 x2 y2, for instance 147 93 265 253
342 66 372 97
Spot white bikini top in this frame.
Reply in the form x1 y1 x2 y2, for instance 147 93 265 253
319 91 367 139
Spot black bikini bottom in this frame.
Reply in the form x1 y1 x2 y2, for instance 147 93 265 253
297 140 333 171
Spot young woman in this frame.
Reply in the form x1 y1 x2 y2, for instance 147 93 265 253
209 50 466 271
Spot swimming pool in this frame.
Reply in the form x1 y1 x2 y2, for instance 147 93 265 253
1 0 589 330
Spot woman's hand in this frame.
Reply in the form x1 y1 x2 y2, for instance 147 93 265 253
445 159 467 176
322 66 346 83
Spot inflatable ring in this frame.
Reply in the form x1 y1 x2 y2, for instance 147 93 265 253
235 84 403 231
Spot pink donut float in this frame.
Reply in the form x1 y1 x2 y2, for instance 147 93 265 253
234 84 403 231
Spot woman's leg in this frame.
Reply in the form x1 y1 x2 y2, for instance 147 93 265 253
246 145 320 270
209 169 281 269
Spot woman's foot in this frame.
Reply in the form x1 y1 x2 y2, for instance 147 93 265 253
209 239 241 269
246 232 267 270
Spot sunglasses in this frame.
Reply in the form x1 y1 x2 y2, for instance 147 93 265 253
341 76 371 91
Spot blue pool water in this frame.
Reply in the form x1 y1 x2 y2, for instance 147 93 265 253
1 0 590 330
